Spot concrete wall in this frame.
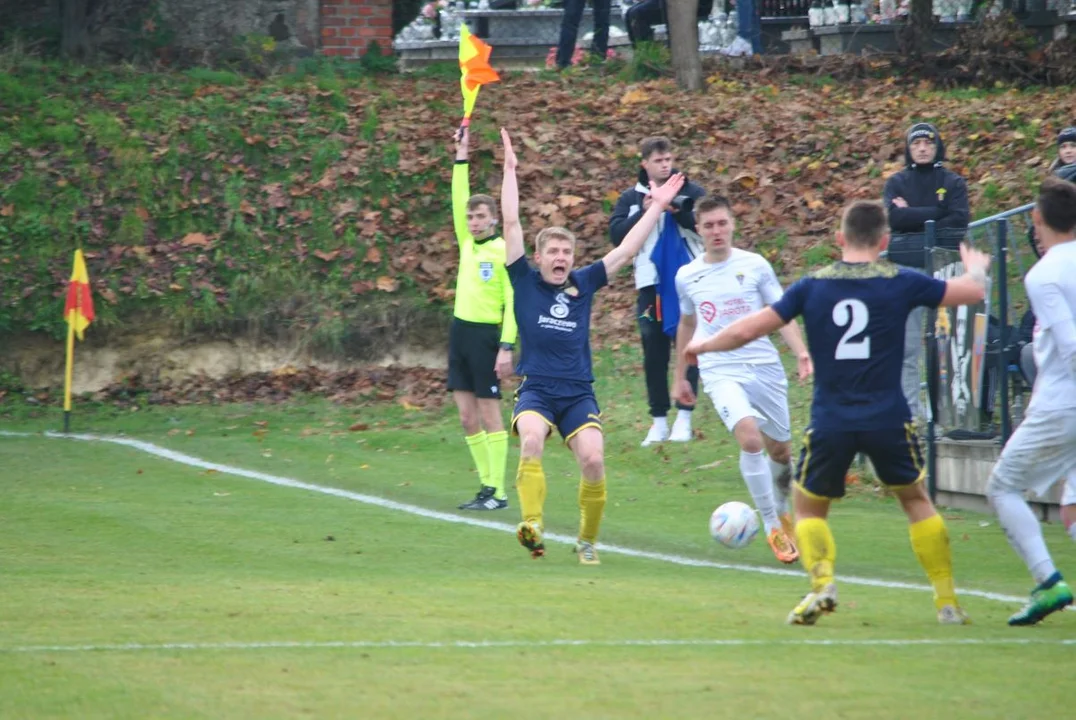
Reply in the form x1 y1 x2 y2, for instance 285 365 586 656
0 0 393 58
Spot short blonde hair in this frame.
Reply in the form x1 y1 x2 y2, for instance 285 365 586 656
535 226 576 253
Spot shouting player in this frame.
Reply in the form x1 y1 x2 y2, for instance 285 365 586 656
500 127 685 565
686 200 991 625
673 195 811 565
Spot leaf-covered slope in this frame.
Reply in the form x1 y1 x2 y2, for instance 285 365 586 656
0 60 1068 347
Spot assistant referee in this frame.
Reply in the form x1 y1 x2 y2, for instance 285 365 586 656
450 127 517 511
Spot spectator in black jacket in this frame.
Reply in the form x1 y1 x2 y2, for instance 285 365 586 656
609 136 707 447
882 122 970 423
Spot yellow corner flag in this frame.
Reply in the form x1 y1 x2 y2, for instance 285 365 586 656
458 24 500 127
63 249 95 430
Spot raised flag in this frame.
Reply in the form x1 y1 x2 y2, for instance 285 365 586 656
458 23 500 127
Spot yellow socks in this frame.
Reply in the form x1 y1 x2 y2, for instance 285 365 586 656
464 432 490 487
516 457 547 529
486 430 509 500
910 513 957 609
578 478 607 544
795 517 837 592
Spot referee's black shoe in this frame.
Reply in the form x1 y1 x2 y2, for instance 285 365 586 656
458 485 508 511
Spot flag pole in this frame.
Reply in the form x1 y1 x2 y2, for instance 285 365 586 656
63 317 74 434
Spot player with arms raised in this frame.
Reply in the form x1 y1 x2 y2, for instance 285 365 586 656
686 200 991 625
500 127 685 565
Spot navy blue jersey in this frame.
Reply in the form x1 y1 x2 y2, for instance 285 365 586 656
507 257 608 383
771 261 946 430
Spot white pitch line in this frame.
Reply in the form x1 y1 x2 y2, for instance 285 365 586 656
0 430 1054 608
4 637 1075 654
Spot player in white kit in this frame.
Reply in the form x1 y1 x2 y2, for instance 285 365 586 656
673 195 812 564
986 177 1076 625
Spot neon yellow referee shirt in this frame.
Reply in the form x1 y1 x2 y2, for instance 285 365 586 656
452 161 517 346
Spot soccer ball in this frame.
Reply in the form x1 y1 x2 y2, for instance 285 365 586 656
709 501 760 549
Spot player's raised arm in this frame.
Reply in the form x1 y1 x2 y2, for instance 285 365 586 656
939 243 991 307
601 173 685 276
500 128 525 266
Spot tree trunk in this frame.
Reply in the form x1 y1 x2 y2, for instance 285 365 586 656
59 0 93 59
667 0 702 91
907 0 934 57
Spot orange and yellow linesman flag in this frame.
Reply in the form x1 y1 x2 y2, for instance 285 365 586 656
458 23 500 127
63 249 95 428
64 249 95 341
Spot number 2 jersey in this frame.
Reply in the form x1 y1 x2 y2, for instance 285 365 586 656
675 248 786 372
770 261 946 431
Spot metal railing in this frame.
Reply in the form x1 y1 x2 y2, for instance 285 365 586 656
922 203 1037 501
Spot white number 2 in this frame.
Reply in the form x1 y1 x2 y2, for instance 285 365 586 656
833 299 870 360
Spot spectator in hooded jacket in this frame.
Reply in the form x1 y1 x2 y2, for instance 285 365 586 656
1048 126 1076 183
609 136 707 447
883 122 970 422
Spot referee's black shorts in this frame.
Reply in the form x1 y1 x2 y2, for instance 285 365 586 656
447 318 502 399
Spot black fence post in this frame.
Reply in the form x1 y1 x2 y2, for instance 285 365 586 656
924 220 938 504
998 218 1011 443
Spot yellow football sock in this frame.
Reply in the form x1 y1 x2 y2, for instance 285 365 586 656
486 430 509 500
909 513 957 609
464 431 490 487
578 478 607 544
515 457 546 529
795 517 837 593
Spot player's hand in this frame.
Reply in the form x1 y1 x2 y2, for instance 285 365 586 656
674 377 696 406
494 348 514 380
642 194 653 211
649 173 685 211
500 128 517 172
797 352 813 381
455 126 469 160
959 243 991 276
891 196 908 208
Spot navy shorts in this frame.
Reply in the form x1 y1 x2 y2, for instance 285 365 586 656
795 424 924 500
512 376 602 442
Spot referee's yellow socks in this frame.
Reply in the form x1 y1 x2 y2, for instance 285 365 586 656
795 517 836 592
910 513 957 609
464 431 490 487
486 430 509 500
516 457 546 529
578 478 607 544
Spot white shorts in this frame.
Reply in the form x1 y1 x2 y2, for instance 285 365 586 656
701 362 791 442
989 408 1076 500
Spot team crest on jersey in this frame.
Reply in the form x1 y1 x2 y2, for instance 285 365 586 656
735 272 745 286
550 292 570 319
479 261 494 282
699 301 717 323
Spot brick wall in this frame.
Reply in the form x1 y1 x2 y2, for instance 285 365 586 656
320 0 394 57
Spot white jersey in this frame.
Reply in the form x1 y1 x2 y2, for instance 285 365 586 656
1026 239 1076 413
676 248 784 371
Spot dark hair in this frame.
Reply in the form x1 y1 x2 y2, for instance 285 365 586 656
694 195 731 218
467 194 497 217
1037 177 1076 234
841 200 888 248
639 136 674 160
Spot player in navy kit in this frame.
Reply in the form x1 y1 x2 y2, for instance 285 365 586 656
499 127 686 565
685 200 992 625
